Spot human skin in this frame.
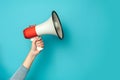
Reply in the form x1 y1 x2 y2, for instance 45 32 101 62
23 37 44 69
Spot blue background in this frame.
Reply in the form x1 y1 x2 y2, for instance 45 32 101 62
0 0 120 80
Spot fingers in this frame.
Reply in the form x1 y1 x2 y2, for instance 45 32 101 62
36 39 44 48
32 37 41 45
32 37 44 48
32 37 38 45
30 37 44 54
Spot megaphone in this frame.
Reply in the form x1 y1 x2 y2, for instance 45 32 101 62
23 11 64 50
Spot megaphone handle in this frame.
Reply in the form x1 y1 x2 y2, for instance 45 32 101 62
30 37 44 51
37 46 43 51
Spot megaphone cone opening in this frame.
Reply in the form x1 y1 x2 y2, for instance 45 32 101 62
52 11 64 40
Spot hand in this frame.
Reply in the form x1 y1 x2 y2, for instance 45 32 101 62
30 37 44 56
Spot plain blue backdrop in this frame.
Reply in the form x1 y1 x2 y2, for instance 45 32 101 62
0 0 120 80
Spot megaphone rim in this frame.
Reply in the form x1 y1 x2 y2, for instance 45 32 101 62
52 10 64 40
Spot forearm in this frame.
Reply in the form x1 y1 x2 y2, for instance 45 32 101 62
23 51 36 69
11 37 43 80
10 51 37 80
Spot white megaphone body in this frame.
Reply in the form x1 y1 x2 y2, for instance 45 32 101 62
23 11 64 51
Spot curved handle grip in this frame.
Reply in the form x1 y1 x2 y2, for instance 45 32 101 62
30 37 43 51
37 46 43 51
